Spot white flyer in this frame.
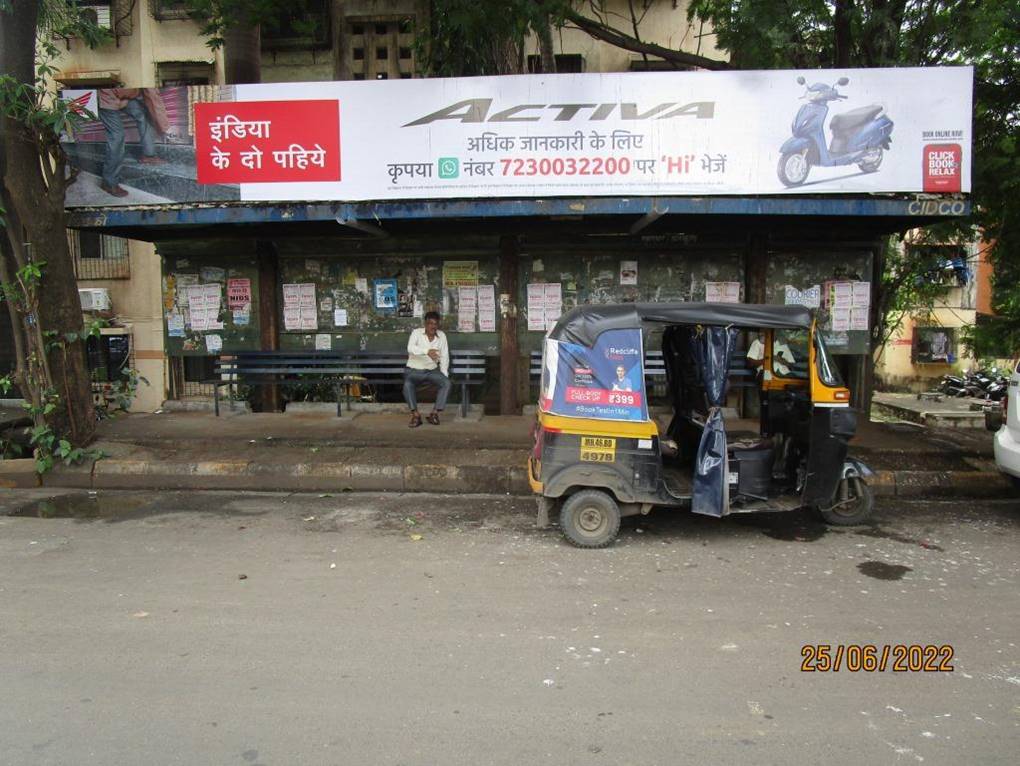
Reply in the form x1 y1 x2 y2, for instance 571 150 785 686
283 306 301 330
205 334 222 353
458 286 477 332
830 308 852 331
850 308 870 330
333 308 348 326
477 284 496 332
852 281 871 308
706 281 741 303
620 260 638 285
526 283 547 331
315 333 331 350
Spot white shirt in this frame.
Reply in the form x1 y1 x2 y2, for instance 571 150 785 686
406 327 449 376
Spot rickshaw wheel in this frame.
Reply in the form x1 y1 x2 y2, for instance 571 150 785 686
819 478 875 526
559 490 621 548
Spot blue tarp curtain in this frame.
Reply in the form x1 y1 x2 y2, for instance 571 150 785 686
691 325 738 517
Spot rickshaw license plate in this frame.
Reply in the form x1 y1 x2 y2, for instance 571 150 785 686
580 437 616 462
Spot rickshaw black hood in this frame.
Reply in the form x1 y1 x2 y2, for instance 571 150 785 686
548 303 814 347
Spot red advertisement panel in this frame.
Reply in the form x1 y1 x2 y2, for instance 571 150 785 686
195 100 341 184
565 387 644 408
922 144 961 193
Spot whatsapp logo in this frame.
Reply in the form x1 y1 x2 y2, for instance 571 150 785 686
438 157 459 179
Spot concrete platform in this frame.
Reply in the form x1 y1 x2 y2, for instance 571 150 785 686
873 391 994 429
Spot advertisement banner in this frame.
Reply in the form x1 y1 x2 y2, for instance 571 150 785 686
541 330 648 422
60 67 972 208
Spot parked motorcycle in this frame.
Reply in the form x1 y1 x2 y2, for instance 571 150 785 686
778 76 894 187
937 368 1008 401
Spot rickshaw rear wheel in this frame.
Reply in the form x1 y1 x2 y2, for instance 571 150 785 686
818 478 874 526
559 490 621 548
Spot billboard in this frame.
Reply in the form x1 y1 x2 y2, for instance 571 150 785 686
61 67 972 207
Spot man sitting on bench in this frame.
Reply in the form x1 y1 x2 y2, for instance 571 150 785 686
404 310 452 428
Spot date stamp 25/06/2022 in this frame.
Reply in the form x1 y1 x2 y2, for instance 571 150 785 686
801 644 954 673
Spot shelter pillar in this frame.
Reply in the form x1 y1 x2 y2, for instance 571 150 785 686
257 239 281 412
498 235 520 415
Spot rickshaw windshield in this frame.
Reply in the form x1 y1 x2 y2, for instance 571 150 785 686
814 332 844 387
540 328 649 422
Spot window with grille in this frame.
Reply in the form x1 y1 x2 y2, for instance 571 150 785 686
527 54 585 74
150 0 190 21
156 61 215 86
346 17 415 80
68 229 130 279
262 0 331 50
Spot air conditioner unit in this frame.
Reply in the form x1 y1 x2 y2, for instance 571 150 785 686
79 287 111 311
79 4 113 30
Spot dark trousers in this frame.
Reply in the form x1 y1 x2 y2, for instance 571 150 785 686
99 99 155 187
403 367 451 411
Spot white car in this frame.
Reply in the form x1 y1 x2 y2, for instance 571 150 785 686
988 361 1020 487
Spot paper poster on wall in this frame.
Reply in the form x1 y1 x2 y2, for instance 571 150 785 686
320 297 333 313
167 312 185 337
544 282 562 330
526 283 547 331
852 281 871 308
620 260 638 285
458 286 477 332
333 308 348 326
850 308 870 330
443 260 479 288
283 283 302 306
373 278 398 311
706 281 741 303
355 277 368 295
205 334 222 353
233 306 250 326
298 283 316 308
283 306 301 330
314 333 331 350
828 281 853 308
227 278 251 310
830 308 852 332
477 284 496 332
300 307 318 329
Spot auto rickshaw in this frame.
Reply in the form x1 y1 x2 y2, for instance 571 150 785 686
527 302 874 547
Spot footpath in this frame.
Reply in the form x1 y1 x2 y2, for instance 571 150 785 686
0 409 1012 499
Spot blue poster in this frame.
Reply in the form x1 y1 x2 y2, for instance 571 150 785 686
542 328 648 422
373 278 398 313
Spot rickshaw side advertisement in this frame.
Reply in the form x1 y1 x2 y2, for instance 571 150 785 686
540 330 649 422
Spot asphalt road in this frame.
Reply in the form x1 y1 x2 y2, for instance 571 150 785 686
1 490 1017 765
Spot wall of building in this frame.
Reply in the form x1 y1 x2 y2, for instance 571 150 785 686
78 241 167 412
53 5 223 87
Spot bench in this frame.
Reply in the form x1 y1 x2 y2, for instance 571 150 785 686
211 349 487 418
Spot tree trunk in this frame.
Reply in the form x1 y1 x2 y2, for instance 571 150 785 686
0 2 96 442
537 15 556 73
498 235 520 415
833 0 853 68
224 24 262 85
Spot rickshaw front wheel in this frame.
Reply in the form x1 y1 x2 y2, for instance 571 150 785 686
819 478 875 526
559 490 621 548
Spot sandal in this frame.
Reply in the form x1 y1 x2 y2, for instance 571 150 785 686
408 413 422 428
427 412 440 425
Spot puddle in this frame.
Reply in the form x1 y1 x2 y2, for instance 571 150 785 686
857 561 913 580
9 494 152 520
761 523 828 543
854 526 944 552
